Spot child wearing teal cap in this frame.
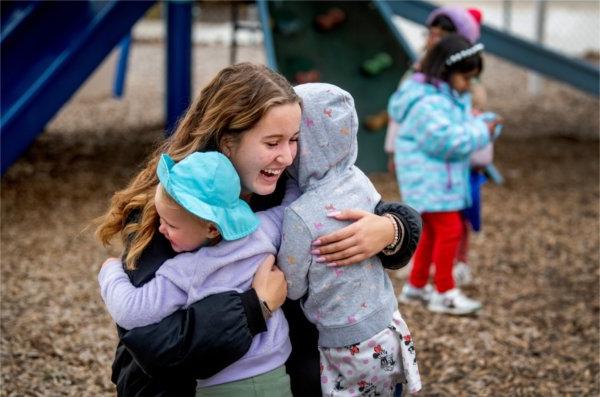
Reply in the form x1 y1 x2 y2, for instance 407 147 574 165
99 151 298 396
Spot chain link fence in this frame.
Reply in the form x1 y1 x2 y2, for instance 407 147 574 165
393 0 599 61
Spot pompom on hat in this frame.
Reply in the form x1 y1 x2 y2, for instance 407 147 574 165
467 8 483 25
426 6 482 44
156 152 259 241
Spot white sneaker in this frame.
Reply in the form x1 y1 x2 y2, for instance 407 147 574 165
427 288 482 315
398 283 433 304
453 261 473 287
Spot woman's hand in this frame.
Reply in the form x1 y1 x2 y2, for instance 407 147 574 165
311 210 395 266
252 255 287 312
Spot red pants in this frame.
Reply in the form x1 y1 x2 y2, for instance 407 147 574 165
409 211 463 293
456 215 470 263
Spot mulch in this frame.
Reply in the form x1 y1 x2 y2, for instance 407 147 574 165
1 43 599 396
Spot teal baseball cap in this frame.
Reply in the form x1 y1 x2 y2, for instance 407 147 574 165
156 151 259 240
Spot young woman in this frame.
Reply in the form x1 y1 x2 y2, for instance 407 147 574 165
97 63 421 396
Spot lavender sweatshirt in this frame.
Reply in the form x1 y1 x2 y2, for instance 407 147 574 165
98 184 299 387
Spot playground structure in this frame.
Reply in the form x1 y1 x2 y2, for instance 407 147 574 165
1 0 598 174
1 3 598 395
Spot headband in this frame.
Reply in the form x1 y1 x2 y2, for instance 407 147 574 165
445 43 485 66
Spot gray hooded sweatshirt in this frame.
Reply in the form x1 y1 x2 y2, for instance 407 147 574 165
278 83 398 348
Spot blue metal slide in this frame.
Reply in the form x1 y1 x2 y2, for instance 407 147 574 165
1 0 156 174
381 0 599 97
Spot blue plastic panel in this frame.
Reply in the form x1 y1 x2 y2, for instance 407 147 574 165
1 0 155 173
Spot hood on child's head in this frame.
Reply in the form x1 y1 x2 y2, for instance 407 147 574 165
291 83 358 192
427 6 481 44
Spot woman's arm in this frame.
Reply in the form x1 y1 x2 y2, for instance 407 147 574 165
118 289 261 380
309 201 421 269
114 230 285 379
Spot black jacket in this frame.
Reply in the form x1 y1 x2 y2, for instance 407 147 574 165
111 179 421 396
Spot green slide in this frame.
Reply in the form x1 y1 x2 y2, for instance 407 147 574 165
263 1 414 172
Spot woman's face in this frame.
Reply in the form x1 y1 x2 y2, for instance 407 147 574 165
223 102 301 196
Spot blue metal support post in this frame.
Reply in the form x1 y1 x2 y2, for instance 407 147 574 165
113 33 132 98
165 0 192 134
256 0 278 70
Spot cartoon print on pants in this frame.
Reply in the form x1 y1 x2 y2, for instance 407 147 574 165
334 373 346 392
357 379 377 396
373 344 396 371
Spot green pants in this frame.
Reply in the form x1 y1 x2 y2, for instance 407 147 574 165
196 366 292 397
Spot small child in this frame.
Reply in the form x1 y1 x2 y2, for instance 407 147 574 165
384 6 491 288
277 83 421 396
384 5 484 174
98 151 297 396
389 34 501 315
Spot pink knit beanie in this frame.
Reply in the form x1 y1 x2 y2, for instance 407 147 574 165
426 6 482 44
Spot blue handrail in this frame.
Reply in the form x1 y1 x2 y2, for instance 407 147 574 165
383 0 599 96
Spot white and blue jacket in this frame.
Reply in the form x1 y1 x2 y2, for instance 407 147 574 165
388 74 492 213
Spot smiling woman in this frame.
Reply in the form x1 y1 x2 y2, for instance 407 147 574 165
221 102 301 196
95 62 422 396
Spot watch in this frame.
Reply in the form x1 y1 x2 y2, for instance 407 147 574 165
260 299 272 320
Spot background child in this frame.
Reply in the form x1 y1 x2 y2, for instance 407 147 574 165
98 151 297 396
389 34 501 315
278 83 421 395
384 5 484 175
385 6 495 288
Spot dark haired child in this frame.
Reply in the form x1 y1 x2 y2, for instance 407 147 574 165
386 6 492 290
388 34 501 315
384 6 483 174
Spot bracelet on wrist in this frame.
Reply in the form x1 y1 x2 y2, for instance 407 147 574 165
382 213 404 256
383 213 399 249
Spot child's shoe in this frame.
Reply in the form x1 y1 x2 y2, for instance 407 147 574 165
453 261 473 287
427 288 482 315
398 283 432 304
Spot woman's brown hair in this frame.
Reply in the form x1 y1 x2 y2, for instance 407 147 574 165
96 63 300 269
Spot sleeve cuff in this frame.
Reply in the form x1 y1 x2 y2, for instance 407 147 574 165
374 201 423 270
240 289 267 336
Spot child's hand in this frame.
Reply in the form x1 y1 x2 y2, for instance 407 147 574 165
486 117 503 138
252 255 287 312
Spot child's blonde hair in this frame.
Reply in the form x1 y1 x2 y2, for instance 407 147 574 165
154 184 213 227
96 63 300 269
154 184 180 211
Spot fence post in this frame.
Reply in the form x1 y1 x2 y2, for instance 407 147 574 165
528 0 547 96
